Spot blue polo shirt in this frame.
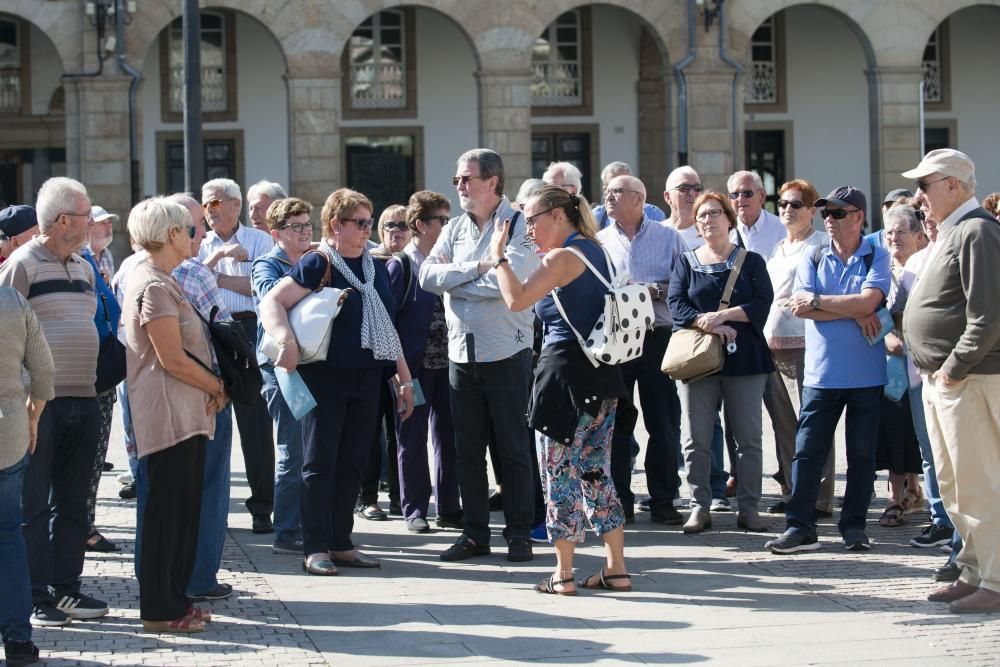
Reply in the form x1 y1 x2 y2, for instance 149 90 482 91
794 237 891 389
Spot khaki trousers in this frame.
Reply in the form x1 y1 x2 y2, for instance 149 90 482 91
922 373 1000 592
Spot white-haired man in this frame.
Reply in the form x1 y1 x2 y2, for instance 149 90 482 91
542 161 583 197
727 170 785 259
663 166 705 250
198 178 275 534
904 149 1000 614
592 161 666 229
247 180 288 232
0 177 109 625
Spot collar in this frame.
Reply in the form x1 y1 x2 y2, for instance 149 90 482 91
206 223 245 245
738 209 766 233
938 196 981 232
32 237 84 265
266 244 293 266
614 214 647 238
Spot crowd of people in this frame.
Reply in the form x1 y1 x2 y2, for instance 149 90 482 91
1 144 998 665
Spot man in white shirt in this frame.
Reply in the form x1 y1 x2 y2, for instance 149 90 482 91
663 166 705 251
198 177 276 535
727 170 785 259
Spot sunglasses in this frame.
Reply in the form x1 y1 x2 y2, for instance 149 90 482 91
277 222 311 233
420 215 450 226
174 225 196 239
916 176 949 192
777 199 807 210
820 208 860 220
672 184 704 195
340 217 375 231
914 210 926 223
382 222 409 232
453 175 485 187
202 198 229 210
728 190 756 200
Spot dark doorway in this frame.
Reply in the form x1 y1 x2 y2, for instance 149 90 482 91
745 129 785 214
531 132 592 198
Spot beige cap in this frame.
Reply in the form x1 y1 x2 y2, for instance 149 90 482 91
902 149 976 188
90 205 119 223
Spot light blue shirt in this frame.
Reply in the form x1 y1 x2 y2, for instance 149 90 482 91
794 237 892 389
593 202 666 229
597 216 683 327
198 224 274 314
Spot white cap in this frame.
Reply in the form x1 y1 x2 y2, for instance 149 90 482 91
902 149 976 188
90 205 119 223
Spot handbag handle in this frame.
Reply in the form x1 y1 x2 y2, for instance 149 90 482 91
717 249 747 311
299 249 333 292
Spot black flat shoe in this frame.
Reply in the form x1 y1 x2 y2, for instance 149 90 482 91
85 533 119 552
934 561 962 582
441 536 490 562
251 514 274 534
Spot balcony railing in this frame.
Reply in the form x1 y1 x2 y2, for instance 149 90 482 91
745 61 777 105
531 62 581 106
922 60 942 103
169 65 228 113
0 69 21 113
351 62 406 109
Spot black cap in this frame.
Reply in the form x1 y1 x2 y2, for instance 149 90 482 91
814 186 867 213
0 205 38 239
882 188 913 205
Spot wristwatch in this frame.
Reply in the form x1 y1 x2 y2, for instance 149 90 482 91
810 294 822 311
651 283 664 302
492 256 509 269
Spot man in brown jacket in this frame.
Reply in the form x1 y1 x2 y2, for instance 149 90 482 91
902 149 1000 614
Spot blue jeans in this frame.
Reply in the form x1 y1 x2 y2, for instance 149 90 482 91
787 386 881 538
187 406 232 595
909 385 952 529
261 364 303 545
118 381 138 478
0 453 31 643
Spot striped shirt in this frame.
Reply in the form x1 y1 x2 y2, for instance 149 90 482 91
0 238 98 397
598 216 684 328
198 224 274 314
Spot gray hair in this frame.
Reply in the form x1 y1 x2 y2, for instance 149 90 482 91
515 179 546 206
167 192 202 219
458 148 504 196
543 161 583 191
727 170 764 193
247 180 288 202
883 204 922 234
201 177 242 202
600 161 632 186
665 165 700 191
36 177 88 234
127 197 191 251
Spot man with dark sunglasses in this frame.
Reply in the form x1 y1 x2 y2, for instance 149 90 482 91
419 149 541 564
766 185 891 555
726 170 785 261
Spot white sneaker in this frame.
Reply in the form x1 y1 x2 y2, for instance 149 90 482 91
116 472 133 485
710 498 731 512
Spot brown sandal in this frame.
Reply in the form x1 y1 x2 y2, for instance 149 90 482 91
901 484 924 515
878 503 905 527
142 616 207 633
579 569 632 592
536 576 577 596
185 606 211 623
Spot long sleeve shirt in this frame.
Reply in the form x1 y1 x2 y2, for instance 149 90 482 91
418 196 540 363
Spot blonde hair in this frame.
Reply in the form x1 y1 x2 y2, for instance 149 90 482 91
127 197 190 251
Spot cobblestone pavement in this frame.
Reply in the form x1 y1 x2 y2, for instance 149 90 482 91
27 403 1000 666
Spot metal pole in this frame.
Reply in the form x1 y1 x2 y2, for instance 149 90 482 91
183 0 204 194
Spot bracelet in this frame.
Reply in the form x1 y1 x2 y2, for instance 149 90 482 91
276 338 297 348
492 256 509 269
398 381 414 389
215 376 225 396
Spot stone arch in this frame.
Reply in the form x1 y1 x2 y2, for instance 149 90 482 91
0 0 83 73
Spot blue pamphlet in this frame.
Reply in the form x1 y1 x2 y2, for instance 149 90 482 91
865 307 894 346
884 354 908 401
275 368 317 420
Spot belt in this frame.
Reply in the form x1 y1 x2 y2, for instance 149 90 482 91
231 311 256 321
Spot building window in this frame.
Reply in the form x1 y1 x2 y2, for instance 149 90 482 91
531 127 597 198
745 15 787 112
160 11 238 122
343 129 423 221
156 130 244 197
922 27 943 104
343 9 416 119
0 18 24 114
532 11 585 108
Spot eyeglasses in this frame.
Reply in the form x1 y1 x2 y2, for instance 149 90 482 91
277 222 311 234
672 184 704 195
340 217 375 231
695 209 724 222
606 187 638 199
820 208 860 220
728 190 757 200
419 215 450 226
172 225 195 239
525 208 555 226
453 175 485 187
382 222 409 232
916 176 950 192
202 198 231 210
62 210 93 221
777 199 807 210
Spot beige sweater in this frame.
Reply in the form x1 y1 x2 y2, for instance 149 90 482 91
0 287 55 469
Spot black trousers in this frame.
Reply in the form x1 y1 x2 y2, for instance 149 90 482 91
300 366 382 555
359 381 400 507
234 316 275 516
139 435 206 621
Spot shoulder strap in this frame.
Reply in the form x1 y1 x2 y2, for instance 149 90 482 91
560 244 613 290
718 249 747 311
300 249 332 291
505 211 522 246
393 251 414 314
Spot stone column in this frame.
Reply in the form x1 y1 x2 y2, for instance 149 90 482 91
476 68 533 191
684 68 742 187
286 75 340 212
872 66 924 213
638 27 671 197
62 74 135 260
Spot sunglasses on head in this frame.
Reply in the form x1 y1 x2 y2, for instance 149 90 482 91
728 190 756 200
777 199 807 210
821 208 860 220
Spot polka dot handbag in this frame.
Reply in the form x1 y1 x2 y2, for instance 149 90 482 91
550 245 654 367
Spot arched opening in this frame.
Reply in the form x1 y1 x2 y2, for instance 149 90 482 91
530 3 672 203
743 4 878 217
140 9 289 200
0 12 66 207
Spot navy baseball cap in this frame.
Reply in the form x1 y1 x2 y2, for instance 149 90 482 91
814 186 867 213
882 188 913 205
0 205 38 239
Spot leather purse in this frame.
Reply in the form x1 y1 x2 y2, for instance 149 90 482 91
260 250 351 365
661 249 747 383
95 291 127 393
